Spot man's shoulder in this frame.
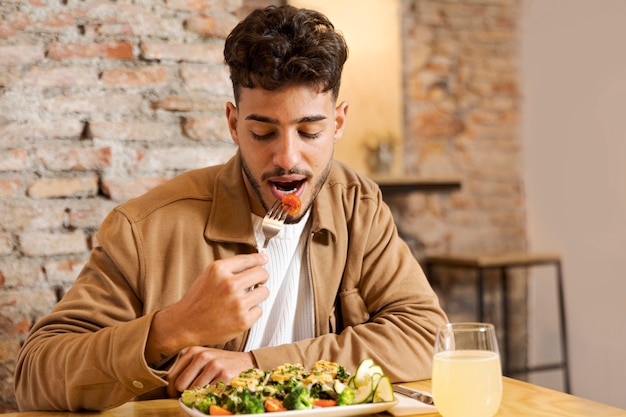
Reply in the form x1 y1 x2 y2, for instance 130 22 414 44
326 160 380 197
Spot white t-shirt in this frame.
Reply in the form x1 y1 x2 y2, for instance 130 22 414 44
244 210 314 351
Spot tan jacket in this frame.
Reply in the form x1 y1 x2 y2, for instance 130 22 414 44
14 154 447 411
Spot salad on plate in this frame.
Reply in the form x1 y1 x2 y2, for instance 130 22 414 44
180 358 394 415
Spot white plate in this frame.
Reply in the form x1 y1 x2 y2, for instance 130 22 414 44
179 399 399 417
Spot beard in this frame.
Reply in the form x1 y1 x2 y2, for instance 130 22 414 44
240 153 333 224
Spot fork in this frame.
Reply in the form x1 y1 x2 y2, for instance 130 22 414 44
392 385 435 406
260 200 288 253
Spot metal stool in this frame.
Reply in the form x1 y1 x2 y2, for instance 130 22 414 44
425 252 571 393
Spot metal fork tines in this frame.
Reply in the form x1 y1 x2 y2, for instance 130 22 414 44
392 385 435 406
260 200 288 253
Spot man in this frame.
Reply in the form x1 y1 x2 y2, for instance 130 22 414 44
14 5 447 411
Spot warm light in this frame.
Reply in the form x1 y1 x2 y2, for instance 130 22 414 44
289 0 403 176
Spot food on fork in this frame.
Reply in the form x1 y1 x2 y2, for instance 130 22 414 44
281 194 301 216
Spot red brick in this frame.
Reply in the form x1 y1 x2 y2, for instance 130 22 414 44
151 95 224 112
0 233 14 255
152 96 195 112
47 41 133 60
165 0 210 12
41 93 145 114
9 318 30 334
0 44 44 65
140 41 222 63
101 176 169 202
28 10 85 33
67 199 117 229
0 180 20 199
27 176 99 199
95 23 135 36
0 21 16 38
180 64 231 94
185 13 239 38
1 289 57 319
21 66 99 87
182 115 231 141
0 340 20 363
0 149 29 171
35 146 112 171
19 230 88 257
102 65 168 88
85 3 173 37
44 258 86 283
3 11 30 33
3 201 67 232
415 110 466 138
0 262 46 287
136 146 234 172
0 120 84 141
89 121 178 141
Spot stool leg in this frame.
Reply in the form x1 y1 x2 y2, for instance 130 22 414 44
501 266 510 376
477 267 485 322
556 260 571 393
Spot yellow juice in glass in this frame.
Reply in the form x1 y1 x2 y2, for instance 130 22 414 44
432 350 502 417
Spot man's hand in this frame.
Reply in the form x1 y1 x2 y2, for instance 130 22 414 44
145 253 269 367
166 347 256 397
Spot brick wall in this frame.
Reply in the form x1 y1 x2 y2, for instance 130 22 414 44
395 0 526 372
0 0 523 410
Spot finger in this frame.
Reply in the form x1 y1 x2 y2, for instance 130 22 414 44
190 367 224 388
241 267 270 293
246 283 269 305
227 252 268 275
172 348 222 393
166 349 194 396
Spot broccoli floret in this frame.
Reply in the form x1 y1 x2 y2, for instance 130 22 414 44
309 383 336 400
194 395 218 414
283 385 312 410
337 386 355 406
225 389 265 414
336 365 350 381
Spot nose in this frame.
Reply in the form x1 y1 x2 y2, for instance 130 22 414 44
272 131 301 170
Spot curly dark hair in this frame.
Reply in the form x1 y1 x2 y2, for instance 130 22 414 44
224 5 348 104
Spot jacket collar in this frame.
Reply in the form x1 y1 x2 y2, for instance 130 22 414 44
205 151 340 247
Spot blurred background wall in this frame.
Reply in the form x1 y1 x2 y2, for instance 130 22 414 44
522 0 626 408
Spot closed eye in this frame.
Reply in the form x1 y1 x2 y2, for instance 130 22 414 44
299 131 322 139
251 131 276 141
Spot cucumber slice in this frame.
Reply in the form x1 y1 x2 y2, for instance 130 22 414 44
334 380 347 395
353 380 373 404
367 365 383 377
353 358 374 388
373 376 394 403
371 372 383 390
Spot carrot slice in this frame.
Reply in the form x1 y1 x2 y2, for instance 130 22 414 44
281 194 301 216
313 399 337 407
264 397 287 412
209 405 232 415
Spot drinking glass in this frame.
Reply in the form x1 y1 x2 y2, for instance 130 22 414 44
432 323 503 417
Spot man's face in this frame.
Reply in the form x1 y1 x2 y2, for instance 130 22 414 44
226 85 348 223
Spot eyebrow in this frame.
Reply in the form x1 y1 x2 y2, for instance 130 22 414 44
245 114 327 124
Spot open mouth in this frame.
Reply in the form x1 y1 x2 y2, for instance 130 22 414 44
270 179 305 198
271 180 305 195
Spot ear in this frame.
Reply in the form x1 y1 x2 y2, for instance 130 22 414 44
333 100 349 143
226 102 240 145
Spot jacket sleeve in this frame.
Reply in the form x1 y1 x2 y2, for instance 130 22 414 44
252 187 448 381
13 210 168 411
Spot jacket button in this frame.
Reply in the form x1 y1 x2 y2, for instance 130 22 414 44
132 380 144 389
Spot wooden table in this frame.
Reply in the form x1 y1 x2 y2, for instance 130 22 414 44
5 378 625 417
